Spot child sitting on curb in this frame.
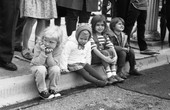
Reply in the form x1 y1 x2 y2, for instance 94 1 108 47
60 24 110 87
30 26 63 99
90 15 124 84
108 17 141 78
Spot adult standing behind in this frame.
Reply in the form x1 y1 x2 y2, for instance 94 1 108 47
57 0 99 36
124 0 158 55
0 0 20 71
20 0 58 60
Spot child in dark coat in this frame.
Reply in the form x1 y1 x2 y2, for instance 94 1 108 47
109 17 141 78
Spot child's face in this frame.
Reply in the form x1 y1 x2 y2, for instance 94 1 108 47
42 37 57 49
114 21 124 32
78 30 90 46
95 21 105 34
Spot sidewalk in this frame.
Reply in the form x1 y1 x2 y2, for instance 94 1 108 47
0 18 170 108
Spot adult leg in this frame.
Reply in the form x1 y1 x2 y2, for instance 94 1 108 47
15 17 26 52
124 3 139 43
166 1 170 46
21 17 36 60
22 17 36 50
102 0 109 17
65 9 79 36
136 10 147 51
78 0 91 26
116 0 130 21
0 0 19 71
35 19 46 42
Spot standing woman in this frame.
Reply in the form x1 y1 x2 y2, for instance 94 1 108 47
57 0 99 36
20 0 58 60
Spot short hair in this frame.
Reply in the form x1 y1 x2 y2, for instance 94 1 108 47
110 17 125 32
40 26 63 47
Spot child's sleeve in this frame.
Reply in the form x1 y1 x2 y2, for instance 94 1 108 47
30 43 47 66
105 35 114 48
90 38 97 50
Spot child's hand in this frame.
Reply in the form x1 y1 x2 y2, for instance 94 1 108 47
111 57 117 64
123 47 129 53
45 47 53 54
104 56 114 63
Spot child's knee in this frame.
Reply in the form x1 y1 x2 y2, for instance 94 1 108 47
32 66 46 74
49 65 60 75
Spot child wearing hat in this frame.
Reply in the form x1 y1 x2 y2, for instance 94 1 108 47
60 24 109 87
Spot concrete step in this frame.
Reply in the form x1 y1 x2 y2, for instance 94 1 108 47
1 48 170 108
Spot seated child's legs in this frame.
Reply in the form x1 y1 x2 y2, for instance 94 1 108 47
31 66 48 92
48 65 61 91
101 49 124 82
127 49 136 71
84 63 106 81
115 47 127 69
48 65 61 97
75 67 107 87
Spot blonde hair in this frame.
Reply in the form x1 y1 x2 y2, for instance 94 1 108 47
39 26 63 48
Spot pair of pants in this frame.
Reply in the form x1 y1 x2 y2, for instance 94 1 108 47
65 2 91 36
102 0 117 18
31 65 60 92
75 64 106 86
124 3 147 51
0 0 19 63
15 17 26 47
116 0 130 21
115 46 136 72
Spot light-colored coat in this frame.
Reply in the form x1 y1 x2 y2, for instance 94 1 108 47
60 31 91 70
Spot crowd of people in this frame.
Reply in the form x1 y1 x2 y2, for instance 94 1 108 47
0 0 164 99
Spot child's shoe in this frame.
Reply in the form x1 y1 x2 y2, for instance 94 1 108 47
49 89 61 98
39 91 54 99
113 75 124 83
108 76 118 84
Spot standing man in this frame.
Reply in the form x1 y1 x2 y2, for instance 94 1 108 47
57 0 99 36
0 0 20 71
124 0 158 55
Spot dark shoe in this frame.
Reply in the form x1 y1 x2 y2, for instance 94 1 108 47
14 45 22 52
140 49 159 55
39 91 54 99
113 75 124 83
118 71 128 79
129 69 142 76
49 89 61 98
108 76 118 84
0 62 17 71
